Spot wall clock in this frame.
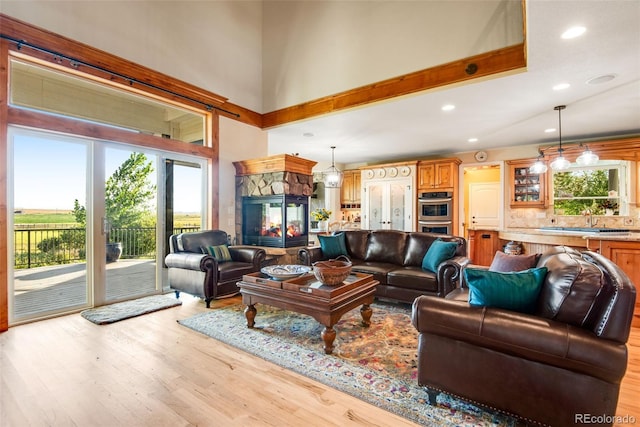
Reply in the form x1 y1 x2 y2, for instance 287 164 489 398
474 151 488 162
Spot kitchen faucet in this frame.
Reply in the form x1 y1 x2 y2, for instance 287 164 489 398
584 209 599 227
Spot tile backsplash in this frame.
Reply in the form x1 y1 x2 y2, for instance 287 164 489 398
506 205 639 230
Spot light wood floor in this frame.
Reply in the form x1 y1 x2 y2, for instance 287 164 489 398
1 295 639 427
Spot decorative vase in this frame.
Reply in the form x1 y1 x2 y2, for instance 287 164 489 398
605 209 614 216
106 242 123 263
318 220 328 232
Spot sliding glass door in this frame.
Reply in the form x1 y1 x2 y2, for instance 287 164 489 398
10 130 91 322
8 127 207 324
102 146 159 303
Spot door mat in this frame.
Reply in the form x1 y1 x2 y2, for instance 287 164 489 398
81 294 182 324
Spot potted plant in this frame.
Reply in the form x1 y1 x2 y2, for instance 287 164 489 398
600 199 618 216
311 208 332 231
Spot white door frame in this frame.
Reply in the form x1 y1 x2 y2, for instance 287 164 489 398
458 160 505 238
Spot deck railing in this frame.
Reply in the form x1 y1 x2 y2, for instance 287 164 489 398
13 226 200 269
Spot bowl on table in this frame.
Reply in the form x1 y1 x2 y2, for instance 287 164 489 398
261 264 311 281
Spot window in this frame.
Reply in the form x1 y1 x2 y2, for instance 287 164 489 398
552 160 628 216
9 59 207 145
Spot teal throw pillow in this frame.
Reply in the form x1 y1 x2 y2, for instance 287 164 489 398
203 244 232 262
422 239 458 273
464 267 548 314
318 232 348 258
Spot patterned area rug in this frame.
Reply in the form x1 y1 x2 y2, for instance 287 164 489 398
81 294 182 324
178 301 519 426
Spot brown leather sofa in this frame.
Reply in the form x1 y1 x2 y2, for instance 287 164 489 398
165 230 266 307
298 230 468 303
411 246 636 426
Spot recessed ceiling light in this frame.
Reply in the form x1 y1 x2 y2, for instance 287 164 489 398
468 138 478 143
545 128 556 133
586 74 617 85
303 132 314 137
561 26 586 39
441 104 455 112
553 83 570 91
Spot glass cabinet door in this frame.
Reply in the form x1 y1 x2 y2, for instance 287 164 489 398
508 160 547 208
389 182 407 230
367 183 384 229
364 178 412 231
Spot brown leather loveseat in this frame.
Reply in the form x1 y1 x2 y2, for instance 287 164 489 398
298 229 468 303
165 230 266 307
411 246 636 426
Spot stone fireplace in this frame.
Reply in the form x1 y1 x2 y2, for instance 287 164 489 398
233 154 317 250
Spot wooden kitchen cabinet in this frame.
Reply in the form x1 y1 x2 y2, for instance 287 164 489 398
467 229 501 266
598 240 640 327
417 158 460 191
507 159 547 208
341 170 361 207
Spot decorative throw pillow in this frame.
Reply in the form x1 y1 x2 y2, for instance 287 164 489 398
318 232 348 259
203 244 232 262
421 239 458 273
464 267 548 313
489 251 540 272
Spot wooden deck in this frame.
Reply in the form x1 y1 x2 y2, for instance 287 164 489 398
13 259 167 321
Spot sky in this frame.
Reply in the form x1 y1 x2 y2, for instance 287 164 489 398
12 132 202 213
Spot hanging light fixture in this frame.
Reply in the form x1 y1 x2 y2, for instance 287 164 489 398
576 142 599 166
529 150 548 174
549 105 571 171
323 146 343 188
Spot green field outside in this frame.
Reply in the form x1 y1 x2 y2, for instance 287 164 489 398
14 212 201 227
14 213 76 224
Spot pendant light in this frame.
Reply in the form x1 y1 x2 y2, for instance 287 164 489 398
576 143 599 166
323 146 343 188
529 150 548 174
549 105 571 171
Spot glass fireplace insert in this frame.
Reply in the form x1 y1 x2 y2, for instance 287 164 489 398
242 195 309 248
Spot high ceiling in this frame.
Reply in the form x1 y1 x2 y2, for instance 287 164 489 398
266 0 640 166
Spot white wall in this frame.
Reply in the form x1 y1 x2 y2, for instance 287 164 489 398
2 0 524 115
262 0 523 111
218 116 268 235
1 0 264 112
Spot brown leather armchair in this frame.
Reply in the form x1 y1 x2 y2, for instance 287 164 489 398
165 230 266 307
411 246 636 426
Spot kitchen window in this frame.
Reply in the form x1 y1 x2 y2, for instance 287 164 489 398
552 160 629 216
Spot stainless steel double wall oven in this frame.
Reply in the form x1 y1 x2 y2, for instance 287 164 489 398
417 191 453 234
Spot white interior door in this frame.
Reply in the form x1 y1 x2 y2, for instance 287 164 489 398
469 182 501 229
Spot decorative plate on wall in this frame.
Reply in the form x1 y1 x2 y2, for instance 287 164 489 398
388 167 398 177
376 168 386 178
399 166 411 176
365 169 374 179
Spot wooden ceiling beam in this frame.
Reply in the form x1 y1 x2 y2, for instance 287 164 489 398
262 43 527 129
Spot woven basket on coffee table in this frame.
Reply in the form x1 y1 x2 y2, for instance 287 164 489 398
312 255 353 286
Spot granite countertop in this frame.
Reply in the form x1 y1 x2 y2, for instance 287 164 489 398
497 228 640 242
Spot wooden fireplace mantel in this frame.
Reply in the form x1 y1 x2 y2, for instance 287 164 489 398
233 154 317 176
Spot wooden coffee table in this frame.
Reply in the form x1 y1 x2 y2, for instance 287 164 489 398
237 271 378 354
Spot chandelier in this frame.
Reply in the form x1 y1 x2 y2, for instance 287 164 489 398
323 146 343 188
529 105 599 174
